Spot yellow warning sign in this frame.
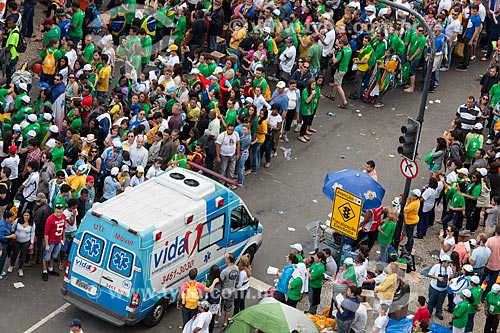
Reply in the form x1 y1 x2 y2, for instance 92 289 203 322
330 188 363 240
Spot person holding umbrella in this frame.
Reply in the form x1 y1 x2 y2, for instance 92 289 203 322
404 189 421 253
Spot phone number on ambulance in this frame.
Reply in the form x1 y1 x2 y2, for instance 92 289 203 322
161 260 195 284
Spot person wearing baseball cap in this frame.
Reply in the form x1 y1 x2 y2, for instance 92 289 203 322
42 18 59 47
68 318 83 333
452 289 472 332
168 145 188 169
75 176 95 213
403 189 421 253
427 254 453 320
130 165 145 188
485 284 500 332
290 243 304 262
101 167 123 202
465 275 482 332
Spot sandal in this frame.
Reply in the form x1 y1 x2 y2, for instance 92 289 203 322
264 163 271 168
338 103 347 109
308 128 317 133
481 57 489 61
403 88 414 93
306 131 314 135
325 94 336 101
298 137 307 143
374 103 384 108
245 170 252 175
304 135 311 141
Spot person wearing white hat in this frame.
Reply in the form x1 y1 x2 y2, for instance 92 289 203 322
101 167 123 202
452 289 472 333
427 254 453 320
485 284 500 333
403 189 421 253
290 243 304 262
465 275 482 333
67 164 88 196
447 264 474 313
464 123 484 167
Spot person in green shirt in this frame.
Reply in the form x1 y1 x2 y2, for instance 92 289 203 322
173 7 187 44
286 263 306 308
307 252 326 314
306 35 322 78
139 29 153 69
42 18 61 47
378 210 397 263
463 174 482 231
298 79 319 143
466 276 482 333
489 78 500 110
388 25 406 58
69 2 84 46
452 290 473 331
331 40 352 108
485 284 500 333
220 99 237 131
52 184 71 211
441 180 466 233
5 18 20 85
51 137 65 172
80 35 95 64
155 0 168 42
369 31 387 67
167 146 188 169
68 107 82 131
124 0 136 26
404 25 426 93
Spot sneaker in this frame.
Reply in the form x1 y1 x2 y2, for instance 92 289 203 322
470 55 476 62
283 135 289 142
436 315 444 320
48 270 60 276
440 66 449 72
7 265 13 273
228 184 237 190
18 269 23 277
455 66 468 71
294 123 301 132
42 272 48 281
272 151 278 157
428 88 436 93
486 139 493 145
1 271 5 276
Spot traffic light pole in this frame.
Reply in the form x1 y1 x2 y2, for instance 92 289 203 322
377 0 436 251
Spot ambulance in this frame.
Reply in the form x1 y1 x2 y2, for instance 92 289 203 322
61 168 263 327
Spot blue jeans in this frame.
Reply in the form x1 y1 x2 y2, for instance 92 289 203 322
209 35 217 52
427 285 447 317
465 312 476 333
417 211 431 238
261 136 273 164
0 243 7 273
237 150 249 185
6 58 17 85
404 223 416 252
251 142 263 172
21 3 35 37
379 243 389 263
444 40 457 69
181 307 198 327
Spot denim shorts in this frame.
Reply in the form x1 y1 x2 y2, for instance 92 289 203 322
43 242 62 262
409 57 421 76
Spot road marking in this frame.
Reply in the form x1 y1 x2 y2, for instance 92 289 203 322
21 279 272 332
249 276 273 293
23 302 71 333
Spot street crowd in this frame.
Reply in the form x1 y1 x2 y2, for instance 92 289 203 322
0 0 500 332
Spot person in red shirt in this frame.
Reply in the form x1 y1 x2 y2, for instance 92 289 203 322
42 203 66 281
413 296 431 329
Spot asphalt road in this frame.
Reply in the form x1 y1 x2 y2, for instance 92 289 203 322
0 59 486 333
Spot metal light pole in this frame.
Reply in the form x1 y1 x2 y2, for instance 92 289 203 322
375 0 436 251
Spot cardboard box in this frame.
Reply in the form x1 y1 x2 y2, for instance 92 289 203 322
211 51 226 64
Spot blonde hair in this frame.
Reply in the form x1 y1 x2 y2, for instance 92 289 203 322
238 254 252 278
387 208 398 222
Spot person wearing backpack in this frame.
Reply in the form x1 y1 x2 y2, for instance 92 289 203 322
3 17 21 86
448 130 466 166
177 268 219 328
464 123 484 168
39 38 62 85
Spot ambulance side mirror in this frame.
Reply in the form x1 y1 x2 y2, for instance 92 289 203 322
251 217 259 229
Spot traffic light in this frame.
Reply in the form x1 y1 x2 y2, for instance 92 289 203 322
397 117 420 161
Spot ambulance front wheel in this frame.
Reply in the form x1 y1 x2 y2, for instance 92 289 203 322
244 246 256 264
143 299 166 327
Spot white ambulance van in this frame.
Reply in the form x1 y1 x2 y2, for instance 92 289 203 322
61 167 263 327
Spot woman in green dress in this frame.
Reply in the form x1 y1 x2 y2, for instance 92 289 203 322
298 79 319 143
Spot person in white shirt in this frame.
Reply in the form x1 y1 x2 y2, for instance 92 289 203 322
319 20 336 77
253 86 272 112
216 124 240 184
60 198 78 271
234 254 251 315
128 136 148 169
396 0 412 22
19 161 39 213
351 303 368 333
279 37 296 81
182 301 211 333
205 110 221 137
372 304 390 333
146 158 163 180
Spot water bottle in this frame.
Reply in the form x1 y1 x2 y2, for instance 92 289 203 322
326 112 336 117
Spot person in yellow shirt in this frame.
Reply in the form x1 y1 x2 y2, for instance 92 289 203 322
404 189 421 253
67 165 87 197
374 263 398 305
228 21 246 56
97 54 111 98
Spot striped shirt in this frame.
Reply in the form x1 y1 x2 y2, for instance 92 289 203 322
456 104 482 131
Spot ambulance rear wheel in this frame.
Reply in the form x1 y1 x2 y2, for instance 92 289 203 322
143 300 166 327
244 246 256 264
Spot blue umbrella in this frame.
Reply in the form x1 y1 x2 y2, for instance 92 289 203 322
323 168 385 210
